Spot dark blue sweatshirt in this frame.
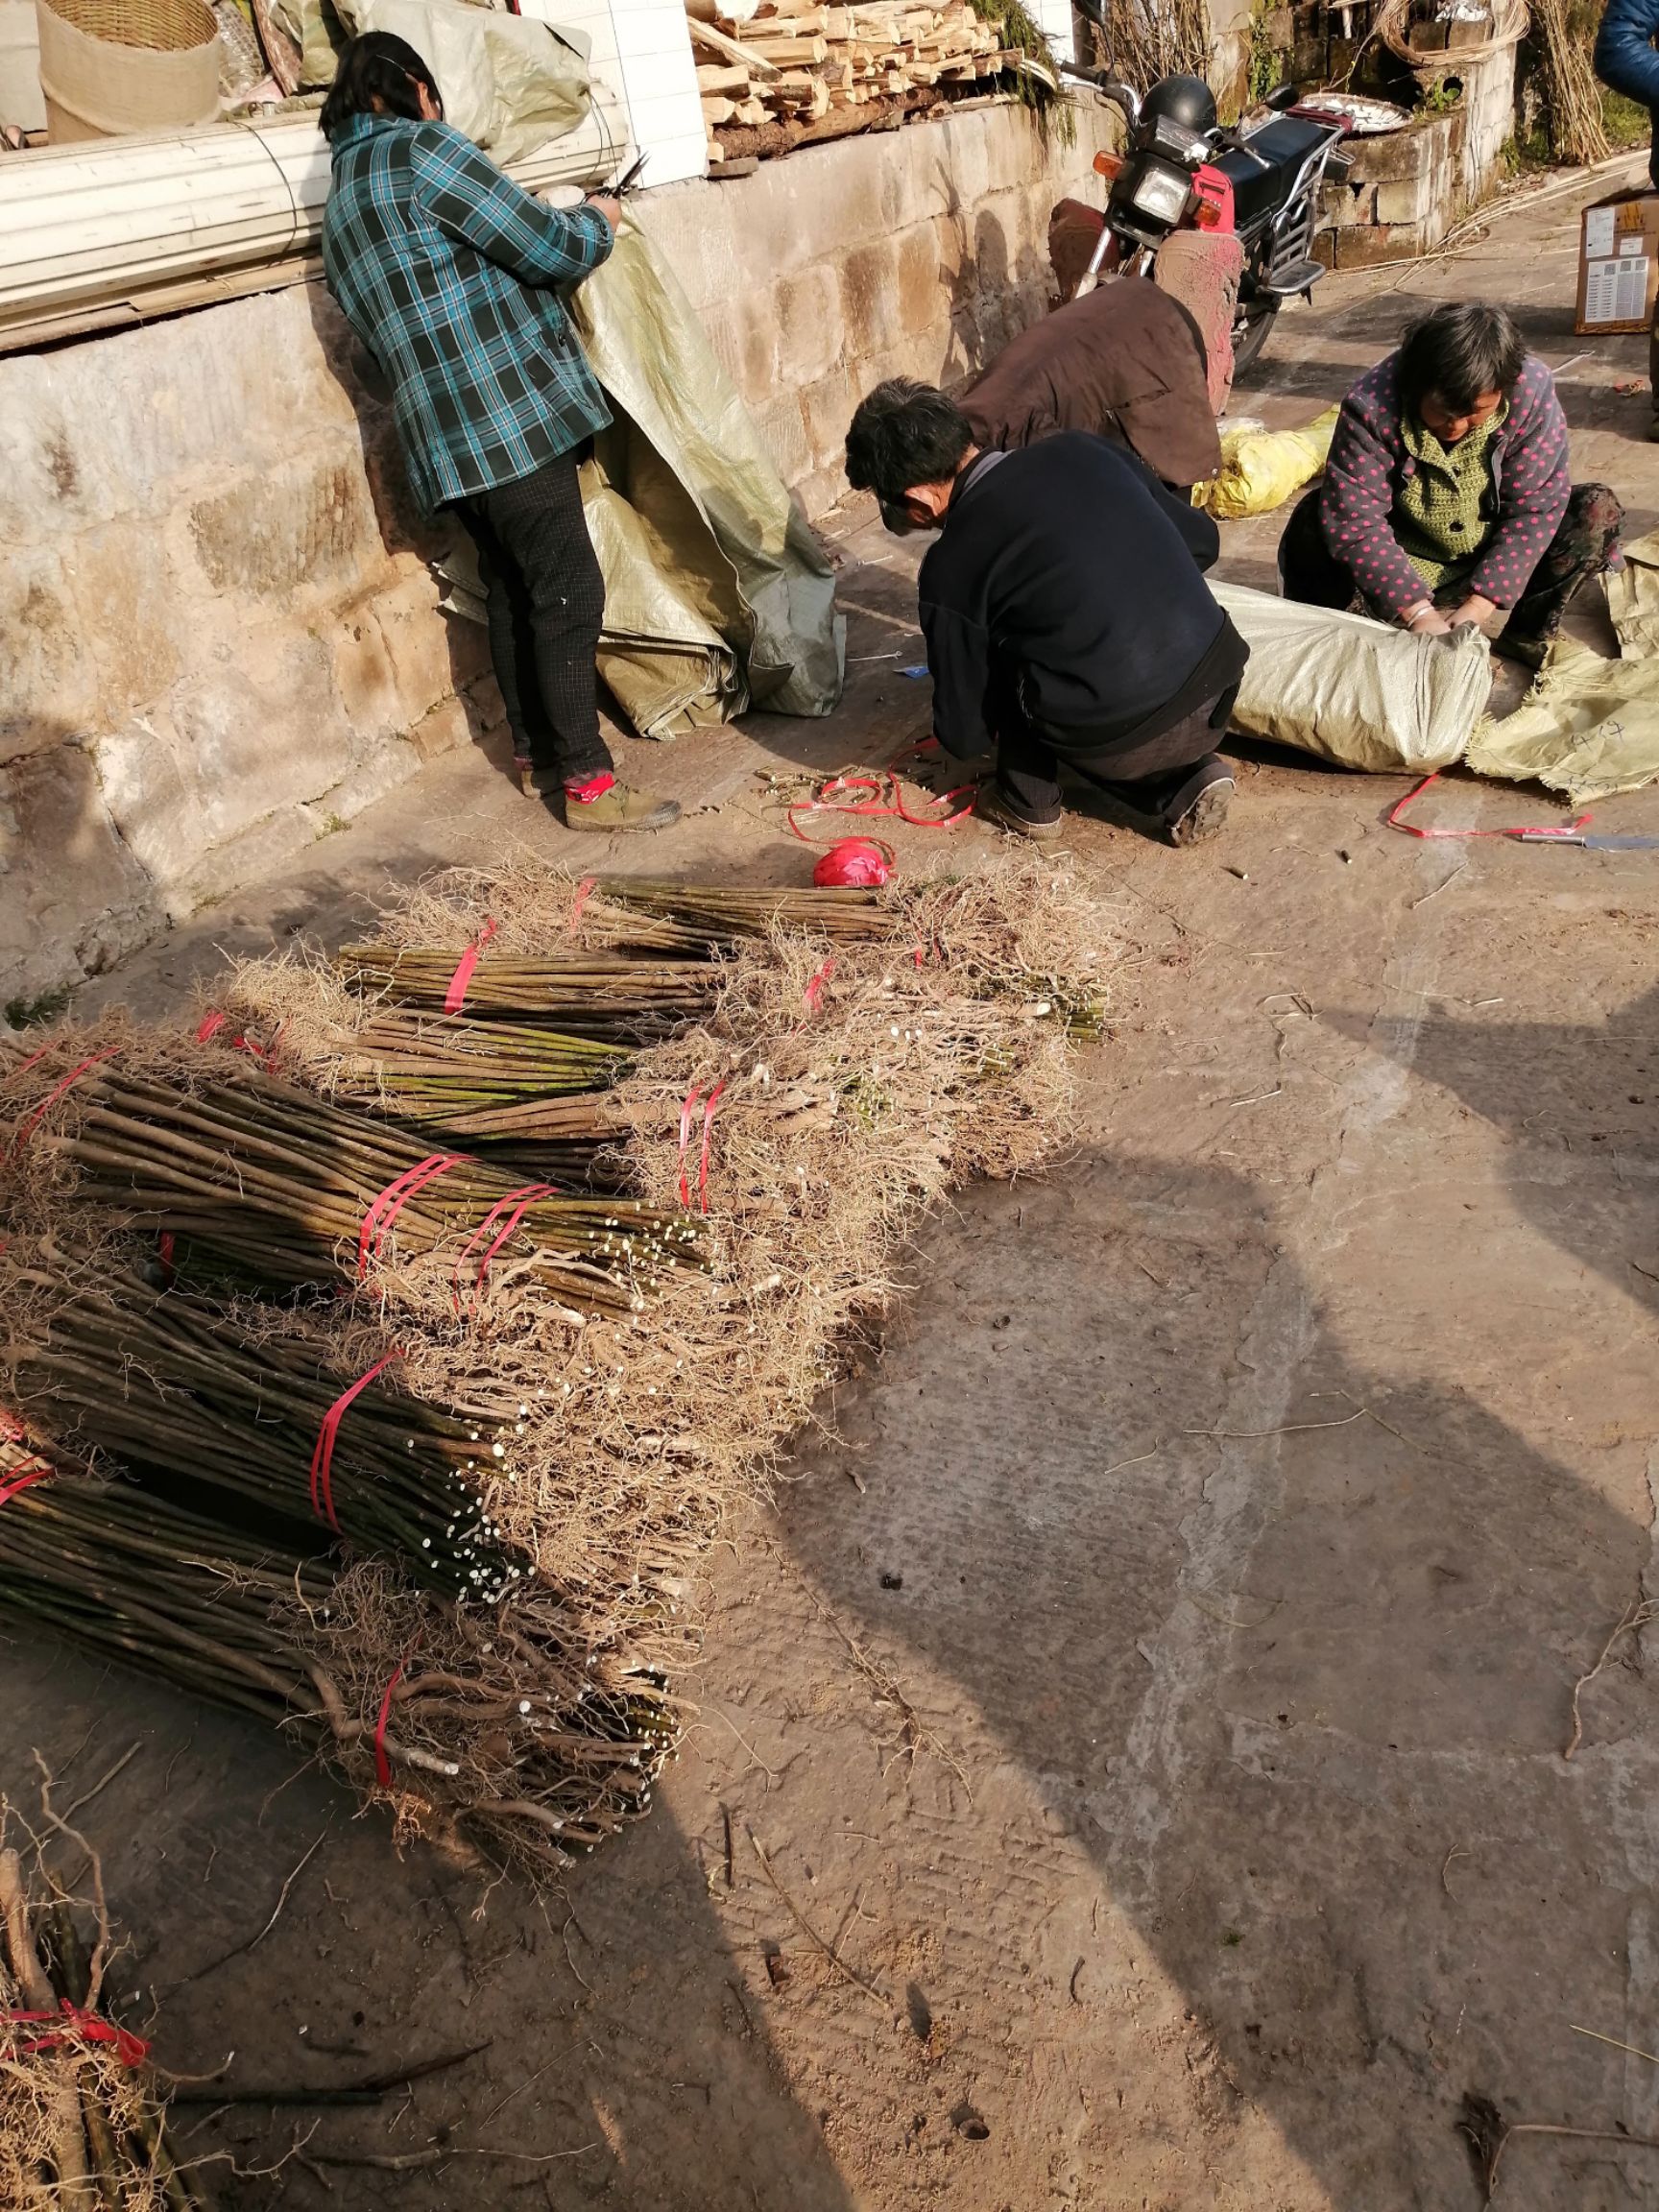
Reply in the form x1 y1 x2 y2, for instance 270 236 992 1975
918 433 1247 760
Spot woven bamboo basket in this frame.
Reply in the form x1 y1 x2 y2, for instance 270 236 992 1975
36 0 220 141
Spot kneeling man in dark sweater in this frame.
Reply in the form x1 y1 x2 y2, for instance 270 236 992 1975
845 378 1248 845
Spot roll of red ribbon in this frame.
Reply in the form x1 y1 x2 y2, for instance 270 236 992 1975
812 838 893 888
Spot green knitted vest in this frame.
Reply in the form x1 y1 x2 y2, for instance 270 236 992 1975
1395 404 1506 594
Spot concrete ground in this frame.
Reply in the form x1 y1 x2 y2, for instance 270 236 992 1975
8 157 1659 2210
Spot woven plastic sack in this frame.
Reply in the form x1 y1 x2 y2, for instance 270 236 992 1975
352 0 588 163
1465 635 1659 802
1196 407 1339 522
1213 582 1490 773
1605 524 1659 661
579 481 746 740
279 0 590 161
573 216 844 720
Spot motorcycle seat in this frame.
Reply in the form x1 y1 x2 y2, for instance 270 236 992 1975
1212 116 1334 231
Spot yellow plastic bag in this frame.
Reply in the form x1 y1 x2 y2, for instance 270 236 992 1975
1466 635 1659 803
1195 406 1339 522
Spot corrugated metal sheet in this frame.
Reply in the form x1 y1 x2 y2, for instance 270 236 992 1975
0 6 640 349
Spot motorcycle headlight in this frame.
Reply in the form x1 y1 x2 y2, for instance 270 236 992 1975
1128 160 1191 226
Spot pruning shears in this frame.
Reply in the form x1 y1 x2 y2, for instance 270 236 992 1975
1508 827 1659 850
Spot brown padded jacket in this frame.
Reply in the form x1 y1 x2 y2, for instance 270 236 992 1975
960 276 1221 492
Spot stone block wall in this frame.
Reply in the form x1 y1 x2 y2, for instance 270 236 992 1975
1316 42 1518 270
633 101 1115 517
0 284 486 1012
0 98 1110 1010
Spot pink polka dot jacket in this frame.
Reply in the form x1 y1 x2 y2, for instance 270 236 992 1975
1316 349 1571 618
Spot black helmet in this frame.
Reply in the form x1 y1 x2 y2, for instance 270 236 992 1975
1141 73 1216 135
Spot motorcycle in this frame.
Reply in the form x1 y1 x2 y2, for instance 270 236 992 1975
1057 14 1351 379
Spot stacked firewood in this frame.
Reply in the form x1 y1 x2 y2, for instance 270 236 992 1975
688 0 1017 161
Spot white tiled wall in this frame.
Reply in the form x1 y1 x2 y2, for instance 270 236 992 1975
522 0 709 188
1028 0 1076 67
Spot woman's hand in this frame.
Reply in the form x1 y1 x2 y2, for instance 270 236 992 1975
1448 592 1497 628
1405 601 1454 637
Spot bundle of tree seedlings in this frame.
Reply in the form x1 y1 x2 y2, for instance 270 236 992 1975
373 855 1111 1525
0 1229 715 1621
2 1043 708 1321
335 943 715 1039
3 1235 530 1604
0 854 1113 1883
1 1823 209 2212
0 1444 687 1876
574 878 901 953
210 965 635 1175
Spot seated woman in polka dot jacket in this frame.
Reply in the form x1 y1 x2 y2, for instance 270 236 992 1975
1278 301 1623 670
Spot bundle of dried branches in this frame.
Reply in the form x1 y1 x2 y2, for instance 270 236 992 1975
1082 0 1211 92
1527 0 1611 164
0 1811 209 2209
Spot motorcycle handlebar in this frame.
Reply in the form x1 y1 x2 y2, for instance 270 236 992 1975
1055 60 1141 118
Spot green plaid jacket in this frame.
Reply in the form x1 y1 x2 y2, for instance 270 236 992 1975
322 112 613 516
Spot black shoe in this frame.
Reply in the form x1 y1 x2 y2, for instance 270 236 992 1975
1165 757 1234 847
975 781 1064 842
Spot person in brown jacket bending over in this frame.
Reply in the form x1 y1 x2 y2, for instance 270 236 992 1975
960 276 1222 493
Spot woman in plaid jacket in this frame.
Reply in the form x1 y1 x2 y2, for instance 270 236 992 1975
1278 302 1622 669
322 33 678 833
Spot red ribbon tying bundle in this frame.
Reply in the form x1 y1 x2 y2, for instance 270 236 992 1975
1387 771 1594 843
373 1661 407 1789
7 2002 150 2068
356 1154 466 1279
450 1182 557 1314
308 1349 405 1533
802 956 836 1013
0 1462 49 1507
567 877 598 933
7 1046 121 1153
195 1010 275 1065
443 919 498 1016
677 1080 727 1213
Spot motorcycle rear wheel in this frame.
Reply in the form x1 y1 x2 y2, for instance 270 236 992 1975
1230 298 1278 379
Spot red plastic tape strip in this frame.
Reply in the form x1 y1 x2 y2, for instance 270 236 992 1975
356 1154 466 1279
308 1349 405 1533
450 1182 556 1313
1387 770 1595 843
373 1657 408 1789
7 2004 149 2068
0 1463 49 1507
695 1079 726 1213
9 1047 121 1153
443 919 498 1017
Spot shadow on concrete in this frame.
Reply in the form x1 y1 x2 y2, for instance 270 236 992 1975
767 1144 1659 2203
0 1629 856 2210
1330 980 1659 1313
